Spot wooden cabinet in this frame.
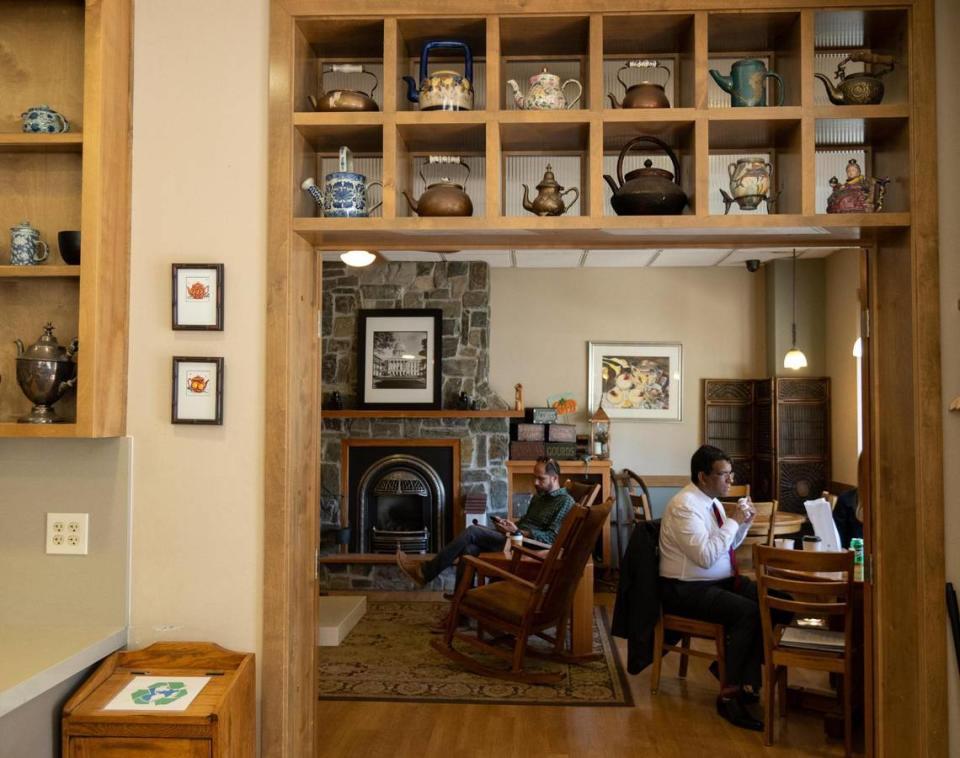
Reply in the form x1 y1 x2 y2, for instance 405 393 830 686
0 0 131 437
62 642 255 758
704 377 830 511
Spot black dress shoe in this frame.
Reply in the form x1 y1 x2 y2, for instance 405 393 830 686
738 689 760 706
716 695 764 732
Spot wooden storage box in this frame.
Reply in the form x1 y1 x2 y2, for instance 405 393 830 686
62 642 255 757
545 442 578 460
546 423 576 443
510 440 546 460
511 422 545 441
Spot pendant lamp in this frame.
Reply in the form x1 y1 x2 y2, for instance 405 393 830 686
340 249 376 267
783 248 808 370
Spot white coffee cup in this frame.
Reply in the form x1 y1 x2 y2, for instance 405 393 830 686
802 536 823 552
510 532 524 550
774 538 795 550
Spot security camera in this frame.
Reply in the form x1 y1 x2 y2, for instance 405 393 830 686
745 259 761 273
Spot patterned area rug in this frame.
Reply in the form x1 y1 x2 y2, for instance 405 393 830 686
317 600 633 706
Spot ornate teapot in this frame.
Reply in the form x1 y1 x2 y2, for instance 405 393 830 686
710 59 784 107
402 40 474 111
607 60 671 109
506 67 582 110
815 52 895 106
603 136 688 216
826 158 889 214
13 323 78 424
21 105 69 133
308 64 379 112
403 156 473 217
719 157 774 213
521 164 579 216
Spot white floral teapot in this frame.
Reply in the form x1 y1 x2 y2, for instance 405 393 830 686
507 67 582 110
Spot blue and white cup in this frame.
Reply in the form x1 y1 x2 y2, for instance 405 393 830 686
10 221 49 266
21 105 70 134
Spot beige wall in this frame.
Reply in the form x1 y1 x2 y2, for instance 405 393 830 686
824 249 861 486
765 257 826 377
125 0 267 656
489 268 766 473
936 0 960 754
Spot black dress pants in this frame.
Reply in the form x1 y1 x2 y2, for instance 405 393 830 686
660 576 764 691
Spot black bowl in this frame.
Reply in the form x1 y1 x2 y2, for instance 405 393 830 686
58 231 81 265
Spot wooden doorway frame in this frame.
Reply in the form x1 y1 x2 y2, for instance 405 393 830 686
263 1 946 756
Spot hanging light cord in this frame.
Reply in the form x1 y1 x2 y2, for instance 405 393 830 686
791 248 798 347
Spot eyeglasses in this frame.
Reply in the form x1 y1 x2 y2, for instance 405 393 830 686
711 470 735 481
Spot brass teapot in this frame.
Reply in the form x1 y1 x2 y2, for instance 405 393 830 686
308 64 379 112
402 156 473 217
815 52 895 106
521 165 579 216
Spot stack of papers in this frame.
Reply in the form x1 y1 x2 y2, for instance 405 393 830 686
780 626 845 652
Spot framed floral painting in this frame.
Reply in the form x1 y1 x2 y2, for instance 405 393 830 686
587 341 682 422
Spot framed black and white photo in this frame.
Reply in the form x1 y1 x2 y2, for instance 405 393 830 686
172 356 224 425
357 309 442 410
587 341 683 422
172 263 224 330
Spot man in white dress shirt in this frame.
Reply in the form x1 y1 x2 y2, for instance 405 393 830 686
659 444 764 731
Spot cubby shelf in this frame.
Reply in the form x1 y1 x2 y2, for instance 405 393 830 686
0 133 83 153
0 265 80 278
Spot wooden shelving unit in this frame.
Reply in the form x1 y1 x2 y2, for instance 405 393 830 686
0 0 132 437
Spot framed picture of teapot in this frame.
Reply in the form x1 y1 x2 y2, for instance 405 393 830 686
172 263 224 330
172 356 224 425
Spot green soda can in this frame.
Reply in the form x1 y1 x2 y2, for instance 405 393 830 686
850 538 864 580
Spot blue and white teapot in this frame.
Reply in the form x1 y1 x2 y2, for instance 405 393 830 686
300 146 382 218
10 221 50 266
21 105 70 134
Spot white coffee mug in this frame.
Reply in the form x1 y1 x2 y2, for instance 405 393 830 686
774 538 795 550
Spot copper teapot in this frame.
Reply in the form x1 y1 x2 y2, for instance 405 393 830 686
521 164 579 216
402 156 473 217
308 64 379 112
607 60 671 109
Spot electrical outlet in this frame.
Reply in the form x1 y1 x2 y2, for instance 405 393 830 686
46 513 89 555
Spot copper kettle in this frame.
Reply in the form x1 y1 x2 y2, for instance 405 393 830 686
308 64 379 112
607 60 671 108
402 156 473 217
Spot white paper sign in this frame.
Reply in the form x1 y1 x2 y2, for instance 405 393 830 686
803 498 843 553
103 675 211 711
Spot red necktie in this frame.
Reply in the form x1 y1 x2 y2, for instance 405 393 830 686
711 502 740 584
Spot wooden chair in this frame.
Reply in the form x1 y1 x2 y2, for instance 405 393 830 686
754 544 856 756
431 498 613 684
563 478 601 509
650 611 726 695
614 468 653 521
723 483 751 500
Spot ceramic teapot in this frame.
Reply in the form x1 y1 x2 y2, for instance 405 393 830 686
9 221 49 266
826 158 889 213
815 52 895 106
13 322 78 424
603 136 687 216
300 147 382 217
521 164 579 216
402 40 474 111
402 156 473 216
506 67 582 110
719 157 774 213
607 60 671 108
309 64 379 112
21 105 69 133
710 59 784 107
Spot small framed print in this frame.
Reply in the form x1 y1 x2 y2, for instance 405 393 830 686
172 264 224 330
172 356 223 425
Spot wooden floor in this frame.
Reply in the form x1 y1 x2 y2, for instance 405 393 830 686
316 593 853 758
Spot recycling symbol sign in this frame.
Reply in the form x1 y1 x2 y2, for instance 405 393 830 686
130 681 188 706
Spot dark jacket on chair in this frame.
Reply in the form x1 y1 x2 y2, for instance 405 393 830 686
612 519 671 675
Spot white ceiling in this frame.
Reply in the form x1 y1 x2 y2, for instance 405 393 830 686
323 247 851 268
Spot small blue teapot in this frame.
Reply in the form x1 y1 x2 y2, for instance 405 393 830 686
21 105 70 133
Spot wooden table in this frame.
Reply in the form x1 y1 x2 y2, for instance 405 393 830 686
478 549 594 657
748 511 806 538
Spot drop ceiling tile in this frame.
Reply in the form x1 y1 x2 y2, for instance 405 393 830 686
583 249 659 267
648 248 733 267
379 251 444 261
515 249 585 268
449 250 514 267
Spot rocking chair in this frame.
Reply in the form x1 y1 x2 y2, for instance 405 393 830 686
431 498 613 684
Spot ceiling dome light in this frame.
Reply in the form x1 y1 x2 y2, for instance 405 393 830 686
340 249 376 267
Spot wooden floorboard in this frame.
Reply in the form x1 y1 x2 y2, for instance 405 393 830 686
316 594 851 757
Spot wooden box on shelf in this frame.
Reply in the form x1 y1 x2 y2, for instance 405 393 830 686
62 642 255 758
